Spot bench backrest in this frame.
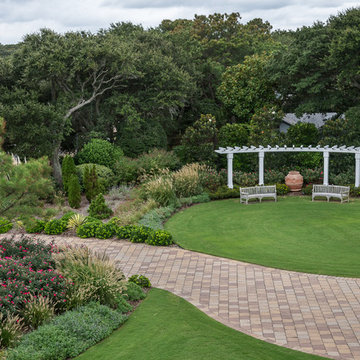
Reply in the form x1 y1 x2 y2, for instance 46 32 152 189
240 185 276 195
312 184 350 194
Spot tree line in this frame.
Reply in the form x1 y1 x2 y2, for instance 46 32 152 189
0 8 359 184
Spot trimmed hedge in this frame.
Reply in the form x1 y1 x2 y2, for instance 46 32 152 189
6 302 127 360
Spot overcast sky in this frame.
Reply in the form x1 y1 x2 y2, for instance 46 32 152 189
0 0 358 44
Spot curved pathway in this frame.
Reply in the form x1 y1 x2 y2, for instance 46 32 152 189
4 235 360 359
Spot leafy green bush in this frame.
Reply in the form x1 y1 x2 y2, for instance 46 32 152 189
129 226 154 243
60 211 76 224
264 169 285 184
350 185 360 197
76 222 99 238
25 219 46 234
113 157 139 184
146 230 173 246
199 166 221 192
301 168 323 185
88 193 113 220
0 217 13 234
208 185 239 200
330 171 355 186
123 282 146 302
136 149 181 175
233 171 258 187
76 139 123 169
128 275 151 288
44 219 67 235
302 184 313 196
94 223 116 239
77 163 115 192
179 193 210 206
114 295 133 313
115 224 138 239
6 303 127 360
276 183 290 196
68 174 81 209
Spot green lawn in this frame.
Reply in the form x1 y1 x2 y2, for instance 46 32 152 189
165 197 360 277
76 288 327 360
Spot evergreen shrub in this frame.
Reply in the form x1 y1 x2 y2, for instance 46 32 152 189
128 275 151 288
94 223 116 239
25 219 46 234
276 183 290 195
0 217 13 234
88 194 113 220
68 175 81 209
44 219 67 235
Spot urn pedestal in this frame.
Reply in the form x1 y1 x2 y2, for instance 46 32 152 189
285 171 303 192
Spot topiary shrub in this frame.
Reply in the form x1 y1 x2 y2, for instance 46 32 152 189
44 219 67 235
145 230 173 246
68 174 81 209
88 194 113 220
0 217 13 234
76 139 123 169
94 223 116 240
276 183 290 196
25 219 46 234
61 155 77 193
128 275 151 288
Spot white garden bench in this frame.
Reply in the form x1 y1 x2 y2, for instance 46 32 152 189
312 184 350 203
240 185 277 204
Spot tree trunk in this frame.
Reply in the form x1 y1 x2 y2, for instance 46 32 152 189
51 143 62 187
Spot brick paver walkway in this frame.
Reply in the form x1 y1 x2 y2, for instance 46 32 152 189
3 235 360 359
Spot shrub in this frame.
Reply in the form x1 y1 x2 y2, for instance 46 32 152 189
76 139 123 169
264 169 285 184
22 294 55 330
115 225 138 239
67 214 87 231
76 222 99 238
129 226 154 243
123 282 146 301
77 163 114 193
233 171 258 187
350 185 360 197
0 313 23 348
173 163 203 198
83 165 100 202
276 183 290 196
94 223 116 240
179 193 210 206
53 247 125 307
60 211 76 224
25 219 46 234
113 157 139 184
136 149 180 175
68 175 81 209
302 184 313 196
330 171 355 186
146 230 173 246
199 166 221 192
301 168 323 185
88 194 113 220
0 217 13 234
44 219 67 235
138 205 177 230
208 185 240 200
114 295 133 313
6 303 127 360
128 275 151 288
61 155 77 193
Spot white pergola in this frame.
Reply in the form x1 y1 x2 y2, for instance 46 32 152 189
215 145 360 189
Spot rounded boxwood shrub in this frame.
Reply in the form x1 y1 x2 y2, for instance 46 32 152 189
116 225 137 239
145 230 173 246
76 139 123 169
94 223 116 239
129 226 154 243
44 219 67 235
128 274 151 288
0 217 13 234
25 219 47 234
76 222 99 238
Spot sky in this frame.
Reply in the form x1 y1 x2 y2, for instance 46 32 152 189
0 0 359 44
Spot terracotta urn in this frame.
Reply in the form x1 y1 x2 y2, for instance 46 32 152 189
285 171 303 192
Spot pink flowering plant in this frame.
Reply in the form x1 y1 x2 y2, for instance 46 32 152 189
0 236 71 317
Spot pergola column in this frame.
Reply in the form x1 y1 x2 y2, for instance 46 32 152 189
323 151 329 185
259 151 264 185
227 153 233 189
355 153 360 188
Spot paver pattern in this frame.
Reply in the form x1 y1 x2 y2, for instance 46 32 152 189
3 234 360 359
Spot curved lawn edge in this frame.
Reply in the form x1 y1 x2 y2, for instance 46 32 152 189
165 197 360 278
75 288 328 360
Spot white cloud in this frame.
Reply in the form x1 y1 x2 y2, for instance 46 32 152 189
0 0 358 44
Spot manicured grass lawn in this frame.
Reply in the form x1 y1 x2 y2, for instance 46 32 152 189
165 197 360 277
76 288 327 360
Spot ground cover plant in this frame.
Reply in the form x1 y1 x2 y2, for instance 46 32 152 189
165 197 360 277
76 288 326 360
